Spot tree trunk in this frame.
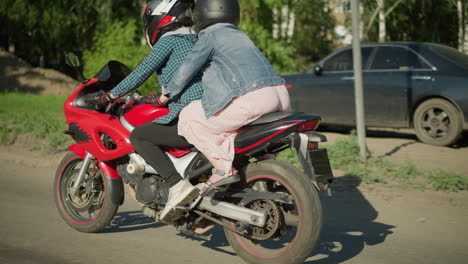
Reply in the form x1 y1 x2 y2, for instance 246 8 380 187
360 2 364 39
377 0 386 42
457 0 464 52
464 22 468 54
462 1 468 54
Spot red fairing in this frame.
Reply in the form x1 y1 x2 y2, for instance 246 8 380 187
68 144 86 159
124 104 170 126
164 147 191 158
64 78 134 161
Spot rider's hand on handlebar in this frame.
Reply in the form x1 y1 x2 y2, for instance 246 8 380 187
84 91 115 110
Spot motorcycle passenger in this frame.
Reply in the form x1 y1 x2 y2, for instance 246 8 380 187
165 0 291 202
93 0 202 223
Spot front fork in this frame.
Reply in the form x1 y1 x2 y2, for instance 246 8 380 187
293 131 334 190
70 152 94 196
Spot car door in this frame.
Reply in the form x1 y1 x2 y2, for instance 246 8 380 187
364 46 434 127
293 47 374 125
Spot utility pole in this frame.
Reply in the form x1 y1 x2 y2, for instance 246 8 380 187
351 0 367 161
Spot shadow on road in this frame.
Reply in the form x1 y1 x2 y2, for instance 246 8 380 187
306 176 395 263
451 132 468 149
103 210 164 233
319 125 417 140
188 175 395 262
178 226 236 256
103 176 395 262
384 141 417 156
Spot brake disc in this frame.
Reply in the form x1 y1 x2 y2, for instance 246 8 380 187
66 172 95 212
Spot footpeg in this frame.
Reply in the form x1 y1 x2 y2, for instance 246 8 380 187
177 226 212 241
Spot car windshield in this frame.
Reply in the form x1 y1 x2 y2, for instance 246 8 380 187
427 43 468 69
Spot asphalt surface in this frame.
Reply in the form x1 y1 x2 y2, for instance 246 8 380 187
1 149 468 264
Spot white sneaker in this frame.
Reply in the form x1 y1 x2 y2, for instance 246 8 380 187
159 180 199 223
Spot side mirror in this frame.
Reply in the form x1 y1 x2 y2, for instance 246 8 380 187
313 64 323 76
65 52 81 68
65 52 87 82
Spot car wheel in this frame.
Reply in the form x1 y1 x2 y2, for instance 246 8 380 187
413 98 463 146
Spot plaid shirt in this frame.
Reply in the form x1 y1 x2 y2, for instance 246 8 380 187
110 28 203 124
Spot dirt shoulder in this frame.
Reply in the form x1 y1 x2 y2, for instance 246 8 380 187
0 49 79 96
321 128 468 176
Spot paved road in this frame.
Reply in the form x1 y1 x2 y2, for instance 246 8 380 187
1 148 468 264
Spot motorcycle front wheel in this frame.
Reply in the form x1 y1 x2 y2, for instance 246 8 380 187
224 160 323 264
54 151 119 233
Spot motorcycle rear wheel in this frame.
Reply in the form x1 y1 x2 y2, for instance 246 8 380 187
54 151 119 233
224 160 323 264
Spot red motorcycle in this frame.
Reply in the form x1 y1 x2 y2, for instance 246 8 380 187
54 54 333 264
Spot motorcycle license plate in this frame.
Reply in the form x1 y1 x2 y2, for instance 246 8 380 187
309 148 333 179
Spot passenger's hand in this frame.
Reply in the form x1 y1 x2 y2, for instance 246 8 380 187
141 93 161 103
142 93 167 107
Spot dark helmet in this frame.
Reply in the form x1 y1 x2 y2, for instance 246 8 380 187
193 0 240 32
143 0 194 47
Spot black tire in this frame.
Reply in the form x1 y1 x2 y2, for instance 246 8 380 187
413 98 463 146
224 160 323 264
54 151 119 233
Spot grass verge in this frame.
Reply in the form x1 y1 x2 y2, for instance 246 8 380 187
0 93 72 151
278 131 468 192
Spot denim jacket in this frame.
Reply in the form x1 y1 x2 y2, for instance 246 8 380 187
165 23 285 118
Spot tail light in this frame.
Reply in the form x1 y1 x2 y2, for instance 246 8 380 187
297 119 320 132
308 142 318 149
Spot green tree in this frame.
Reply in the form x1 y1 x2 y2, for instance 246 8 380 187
361 0 459 49
83 19 158 95
291 0 336 69
239 0 298 73
238 0 336 73
0 0 143 68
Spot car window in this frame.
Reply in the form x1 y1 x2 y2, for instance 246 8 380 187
427 43 468 69
323 50 353 71
370 46 430 70
322 48 373 71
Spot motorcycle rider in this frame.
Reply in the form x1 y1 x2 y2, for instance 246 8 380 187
165 0 290 198
90 0 202 223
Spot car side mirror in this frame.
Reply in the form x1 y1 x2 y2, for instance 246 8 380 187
65 52 81 68
313 64 323 76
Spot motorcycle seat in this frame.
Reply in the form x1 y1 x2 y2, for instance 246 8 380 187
245 111 300 126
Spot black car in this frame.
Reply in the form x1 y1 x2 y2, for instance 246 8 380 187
283 42 468 146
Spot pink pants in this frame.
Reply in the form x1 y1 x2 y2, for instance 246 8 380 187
178 85 291 174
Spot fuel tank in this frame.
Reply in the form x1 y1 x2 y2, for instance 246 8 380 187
123 100 170 127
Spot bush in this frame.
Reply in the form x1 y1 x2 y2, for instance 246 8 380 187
83 20 159 95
